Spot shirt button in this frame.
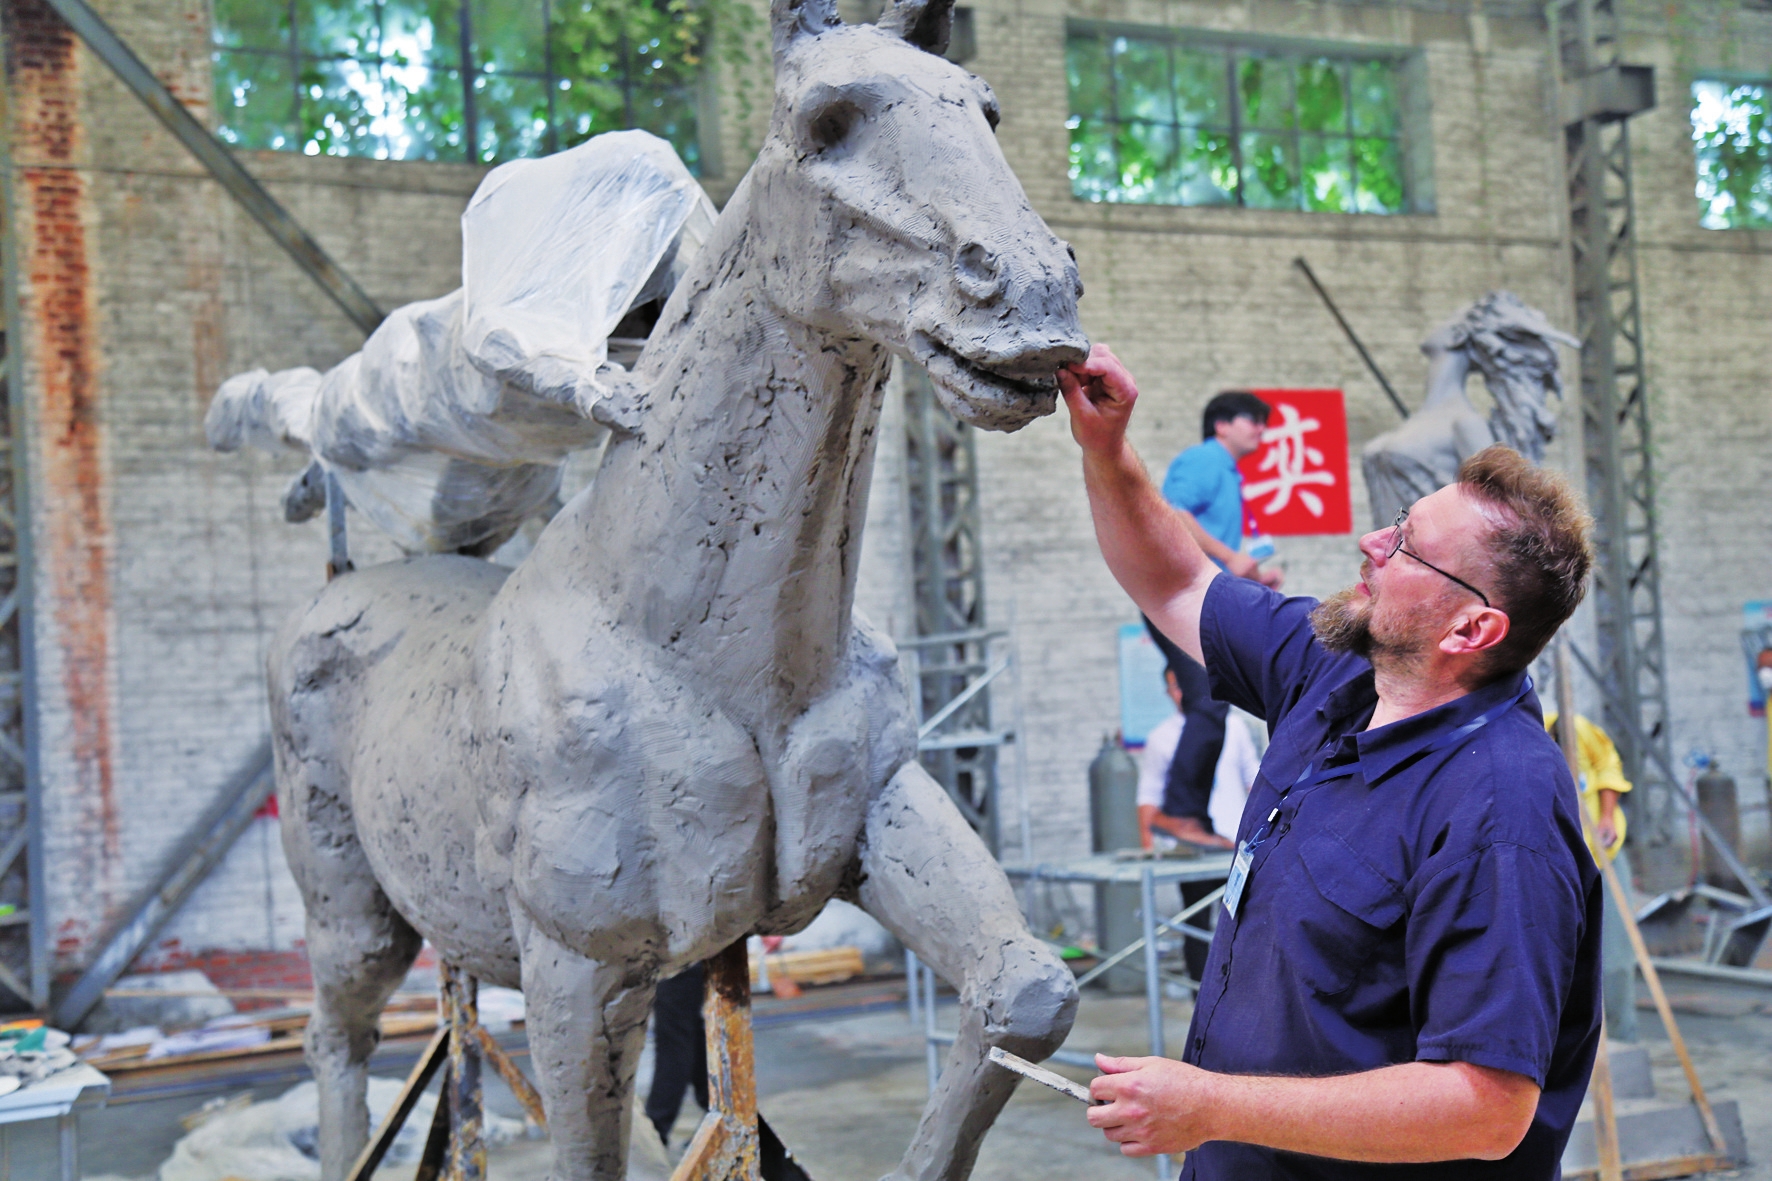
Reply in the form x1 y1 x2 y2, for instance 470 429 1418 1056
1194 1035 1204 1052
1220 962 1230 978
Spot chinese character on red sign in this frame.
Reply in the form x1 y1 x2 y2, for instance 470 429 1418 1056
1236 389 1352 536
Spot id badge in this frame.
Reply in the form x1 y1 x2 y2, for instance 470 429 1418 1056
1223 842 1254 919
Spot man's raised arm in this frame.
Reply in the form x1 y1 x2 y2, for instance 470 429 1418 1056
1059 344 1220 666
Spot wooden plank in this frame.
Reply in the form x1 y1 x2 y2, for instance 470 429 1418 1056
344 1027 449 1181
471 1022 546 1128
1563 1152 1735 1181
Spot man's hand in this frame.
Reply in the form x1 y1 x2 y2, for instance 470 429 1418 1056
1087 1054 1218 1156
1059 344 1139 455
1259 566 1284 590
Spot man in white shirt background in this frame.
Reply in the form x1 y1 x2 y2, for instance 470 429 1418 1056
1134 668 1261 979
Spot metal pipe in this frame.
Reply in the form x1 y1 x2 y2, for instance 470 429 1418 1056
1292 257 1409 420
1141 865 1169 1179
38 0 386 335
923 963 940 1093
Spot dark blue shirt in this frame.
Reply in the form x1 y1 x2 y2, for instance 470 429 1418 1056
1179 576 1602 1181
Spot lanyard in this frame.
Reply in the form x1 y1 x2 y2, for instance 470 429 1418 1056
1223 676 1534 920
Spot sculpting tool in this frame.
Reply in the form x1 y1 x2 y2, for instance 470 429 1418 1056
988 1046 1102 1104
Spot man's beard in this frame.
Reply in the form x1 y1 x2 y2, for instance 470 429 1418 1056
1311 587 1375 656
1311 584 1431 669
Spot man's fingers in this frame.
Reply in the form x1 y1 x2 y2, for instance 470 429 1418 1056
1095 1053 1142 1074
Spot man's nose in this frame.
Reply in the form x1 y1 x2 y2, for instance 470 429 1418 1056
1358 529 1393 563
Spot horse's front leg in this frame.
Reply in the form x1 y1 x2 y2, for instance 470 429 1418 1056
857 761 1079 1181
513 909 654 1181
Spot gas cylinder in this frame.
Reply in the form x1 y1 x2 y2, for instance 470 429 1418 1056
1696 762 1742 891
1089 734 1144 992
1089 734 1142 855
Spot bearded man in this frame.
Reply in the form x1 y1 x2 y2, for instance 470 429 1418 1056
1059 345 1601 1180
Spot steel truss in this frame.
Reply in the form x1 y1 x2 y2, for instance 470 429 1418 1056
1553 0 1675 839
0 211 44 1010
901 366 1011 856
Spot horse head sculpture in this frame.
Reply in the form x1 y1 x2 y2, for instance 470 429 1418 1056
750 0 1086 430
237 1 1089 1178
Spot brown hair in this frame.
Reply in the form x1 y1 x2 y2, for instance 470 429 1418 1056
1458 446 1594 673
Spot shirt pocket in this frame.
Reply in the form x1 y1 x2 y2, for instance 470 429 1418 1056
1291 831 1407 997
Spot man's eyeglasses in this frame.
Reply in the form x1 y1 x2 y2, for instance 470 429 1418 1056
1385 508 1492 609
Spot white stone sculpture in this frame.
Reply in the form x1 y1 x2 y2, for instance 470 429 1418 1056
218 0 1089 1177
1361 291 1579 528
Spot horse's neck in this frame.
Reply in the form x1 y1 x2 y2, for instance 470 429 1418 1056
1418 348 1476 411
561 206 890 726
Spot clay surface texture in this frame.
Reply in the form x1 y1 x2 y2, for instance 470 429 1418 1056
1361 291 1578 527
231 0 1088 1176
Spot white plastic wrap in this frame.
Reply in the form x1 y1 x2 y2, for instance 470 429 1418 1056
206 130 717 555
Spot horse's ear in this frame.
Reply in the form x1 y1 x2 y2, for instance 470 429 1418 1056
878 0 954 55
771 0 841 57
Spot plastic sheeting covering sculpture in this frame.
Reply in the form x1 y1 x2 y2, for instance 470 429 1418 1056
1361 291 1579 528
208 0 1089 1177
207 131 716 555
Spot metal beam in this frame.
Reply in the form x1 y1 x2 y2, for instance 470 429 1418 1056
1293 257 1409 421
53 740 274 1029
38 0 385 335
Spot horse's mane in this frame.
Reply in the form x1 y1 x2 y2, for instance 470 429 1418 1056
1422 291 1578 462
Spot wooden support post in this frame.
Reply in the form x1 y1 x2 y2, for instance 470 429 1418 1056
1555 645 1624 1181
441 963 487 1181
671 940 763 1181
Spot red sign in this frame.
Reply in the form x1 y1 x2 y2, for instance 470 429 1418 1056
1236 389 1352 536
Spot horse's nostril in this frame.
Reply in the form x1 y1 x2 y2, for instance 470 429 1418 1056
955 242 1002 299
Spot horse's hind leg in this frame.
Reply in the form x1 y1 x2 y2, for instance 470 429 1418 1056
857 761 1079 1181
281 772 423 1179
512 909 654 1181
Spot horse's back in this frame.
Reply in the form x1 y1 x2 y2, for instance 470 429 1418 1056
271 555 522 984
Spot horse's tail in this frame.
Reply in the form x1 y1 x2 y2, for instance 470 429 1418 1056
205 365 323 455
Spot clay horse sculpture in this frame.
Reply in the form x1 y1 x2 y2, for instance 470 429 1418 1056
243 0 1088 1177
1361 291 1579 528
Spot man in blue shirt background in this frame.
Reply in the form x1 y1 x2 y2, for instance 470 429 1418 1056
1147 391 1281 850
1061 344 1602 1179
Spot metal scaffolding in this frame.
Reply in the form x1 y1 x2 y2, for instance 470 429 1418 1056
1553 0 1674 838
901 367 1009 855
0 200 45 1010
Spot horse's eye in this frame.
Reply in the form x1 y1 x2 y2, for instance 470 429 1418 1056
982 99 1000 131
805 99 863 154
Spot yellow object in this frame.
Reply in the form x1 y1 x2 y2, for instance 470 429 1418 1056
1544 711 1631 864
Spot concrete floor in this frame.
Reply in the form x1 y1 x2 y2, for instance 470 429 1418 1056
25 977 1772 1179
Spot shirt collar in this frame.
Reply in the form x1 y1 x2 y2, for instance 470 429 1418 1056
1316 664 1533 787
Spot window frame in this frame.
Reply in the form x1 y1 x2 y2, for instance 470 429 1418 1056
1689 74 1772 231
1064 22 1433 216
210 0 710 169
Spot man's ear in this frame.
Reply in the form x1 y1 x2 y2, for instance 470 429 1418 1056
1440 606 1510 658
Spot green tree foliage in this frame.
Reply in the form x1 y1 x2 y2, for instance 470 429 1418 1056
1066 31 1406 216
1692 80 1772 229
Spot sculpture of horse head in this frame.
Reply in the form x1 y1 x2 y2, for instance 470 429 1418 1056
747 0 1089 431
